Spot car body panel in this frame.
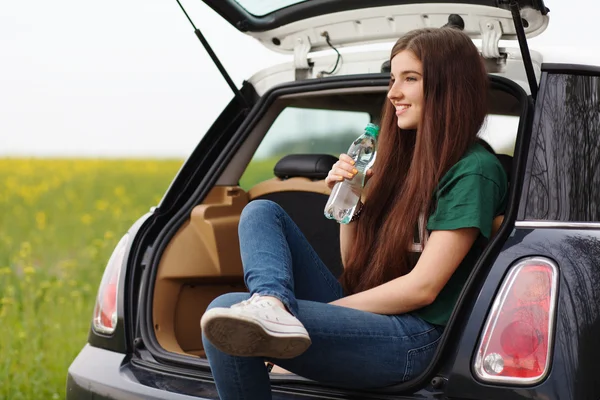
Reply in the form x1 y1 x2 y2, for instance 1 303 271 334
67 344 443 400
445 227 600 400
67 344 212 400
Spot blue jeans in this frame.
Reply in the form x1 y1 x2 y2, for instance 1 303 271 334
202 200 443 400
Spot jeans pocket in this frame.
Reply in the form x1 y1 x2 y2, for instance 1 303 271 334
402 334 442 382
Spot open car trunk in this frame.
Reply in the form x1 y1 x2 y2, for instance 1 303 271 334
139 70 531 396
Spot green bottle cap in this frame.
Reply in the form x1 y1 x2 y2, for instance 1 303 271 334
364 123 380 138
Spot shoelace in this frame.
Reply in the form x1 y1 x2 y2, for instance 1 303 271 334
232 294 285 322
232 293 272 309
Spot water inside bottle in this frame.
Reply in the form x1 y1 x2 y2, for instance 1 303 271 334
324 135 376 223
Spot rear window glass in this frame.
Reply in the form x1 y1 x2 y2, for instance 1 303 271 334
240 107 370 189
240 109 519 190
234 0 308 16
523 72 600 222
479 114 519 155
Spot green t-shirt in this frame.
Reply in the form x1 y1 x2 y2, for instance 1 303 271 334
413 143 508 326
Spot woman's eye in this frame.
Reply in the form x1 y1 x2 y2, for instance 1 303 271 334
406 76 417 82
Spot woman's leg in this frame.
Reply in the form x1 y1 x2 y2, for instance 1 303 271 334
203 293 443 400
271 301 443 388
238 199 344 311
202 199 346 398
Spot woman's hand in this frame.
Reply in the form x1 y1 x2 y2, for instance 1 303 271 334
325 154 374 190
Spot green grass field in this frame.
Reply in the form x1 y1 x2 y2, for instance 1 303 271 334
0 157 275 399
0 159 186 399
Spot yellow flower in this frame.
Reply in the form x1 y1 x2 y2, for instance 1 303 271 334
81 214 93 225
36 211 47 230
114 186 126 197
19 241 32 258
0 297 15 305
23 266 36 275
95 200 109 211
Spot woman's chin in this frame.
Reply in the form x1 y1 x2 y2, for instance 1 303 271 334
396 120 418 130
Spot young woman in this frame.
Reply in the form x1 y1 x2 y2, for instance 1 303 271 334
200 27 508 399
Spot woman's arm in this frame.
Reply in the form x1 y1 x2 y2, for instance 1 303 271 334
330 227 479 314
339 222 357 268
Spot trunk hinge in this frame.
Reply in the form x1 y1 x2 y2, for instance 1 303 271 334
175 0 249 108
510 1 538 100
480 19 502 59
294 35 313 80
447 14 502 60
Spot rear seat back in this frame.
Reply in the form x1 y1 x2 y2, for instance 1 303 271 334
247 149 514 277
247 154 344 278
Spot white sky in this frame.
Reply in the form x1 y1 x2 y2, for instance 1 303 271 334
0 0 597 158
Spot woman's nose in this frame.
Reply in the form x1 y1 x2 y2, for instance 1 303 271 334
388 84 402 101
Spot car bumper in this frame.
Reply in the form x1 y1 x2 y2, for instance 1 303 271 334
66 344 218 400
67 344 440 400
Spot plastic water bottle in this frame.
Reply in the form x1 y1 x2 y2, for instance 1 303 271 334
324 123 379 224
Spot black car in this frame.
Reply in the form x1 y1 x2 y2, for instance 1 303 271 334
67 1 600 399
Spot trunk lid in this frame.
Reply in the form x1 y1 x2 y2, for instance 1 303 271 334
201 0 549 55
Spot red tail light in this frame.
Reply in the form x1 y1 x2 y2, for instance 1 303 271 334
474 257 558 384
93 234 129 334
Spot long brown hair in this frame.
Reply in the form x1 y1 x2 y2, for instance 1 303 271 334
340 27 488 294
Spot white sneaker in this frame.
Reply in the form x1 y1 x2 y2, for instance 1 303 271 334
201 294 311 359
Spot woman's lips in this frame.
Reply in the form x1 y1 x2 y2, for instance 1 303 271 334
395 105 410 116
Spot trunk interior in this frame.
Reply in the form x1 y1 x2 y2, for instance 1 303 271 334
149 81 524 371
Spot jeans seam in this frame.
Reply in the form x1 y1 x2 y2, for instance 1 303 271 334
232 353 247 400
402 333 442 381
309 324 437 340
404 326 436 339
275 210 297 314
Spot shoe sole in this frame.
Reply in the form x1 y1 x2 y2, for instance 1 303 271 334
201 311 311 359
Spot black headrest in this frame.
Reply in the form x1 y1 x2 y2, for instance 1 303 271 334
274 154 338 180
496 154 513 183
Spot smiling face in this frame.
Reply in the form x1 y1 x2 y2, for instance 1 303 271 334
387 50 424 130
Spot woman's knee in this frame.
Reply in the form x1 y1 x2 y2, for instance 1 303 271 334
239 200 284 227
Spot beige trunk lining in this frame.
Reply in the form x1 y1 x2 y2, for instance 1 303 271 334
153 186 248 355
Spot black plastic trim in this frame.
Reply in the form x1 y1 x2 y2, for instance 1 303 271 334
541 63 600 76
510 1 538 100
202 0 547 33
517 71 547 221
